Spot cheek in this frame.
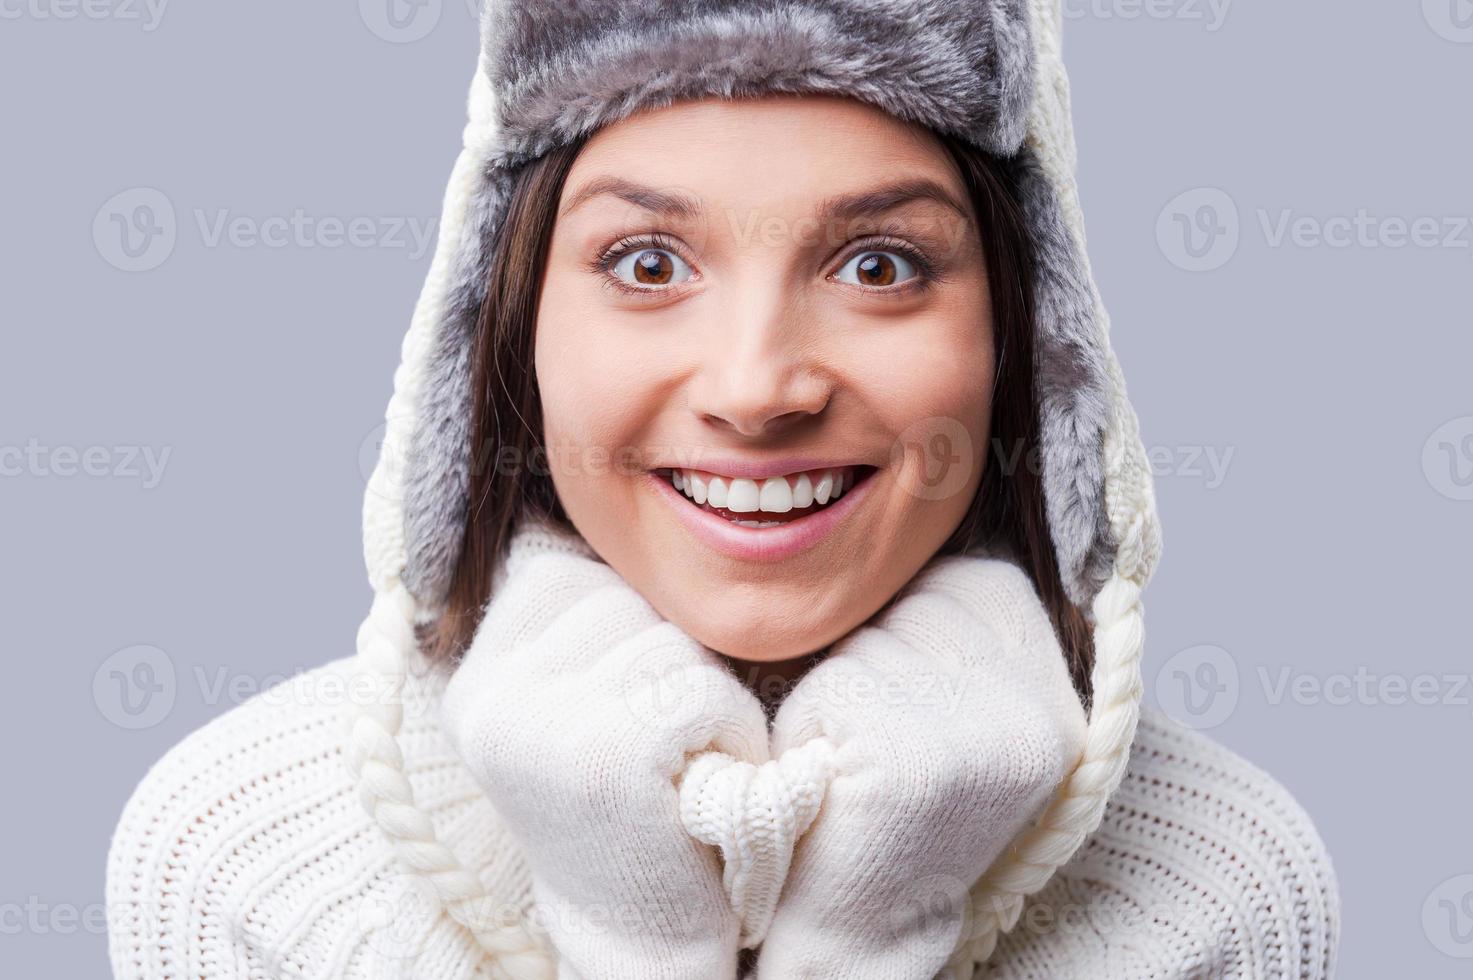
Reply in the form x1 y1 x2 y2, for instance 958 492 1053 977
536 276 629 447
534 289 673 529
536 290 610 498
856 314 996 491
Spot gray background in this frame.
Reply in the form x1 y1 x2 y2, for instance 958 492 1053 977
2 0 1470 975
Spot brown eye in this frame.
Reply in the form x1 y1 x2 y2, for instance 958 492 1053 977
612 248 693 288
834 250 919 288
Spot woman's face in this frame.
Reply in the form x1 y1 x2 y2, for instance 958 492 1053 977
535 94 995 662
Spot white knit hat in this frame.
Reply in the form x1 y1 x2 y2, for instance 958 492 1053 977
347 1 1165 975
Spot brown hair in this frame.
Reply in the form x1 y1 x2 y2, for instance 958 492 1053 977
424 125 1096 704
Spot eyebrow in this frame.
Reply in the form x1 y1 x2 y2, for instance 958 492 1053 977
816 178 973 227
558 175 972 226
559 176 703 221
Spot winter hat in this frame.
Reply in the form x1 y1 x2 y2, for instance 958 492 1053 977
346 0 1164 976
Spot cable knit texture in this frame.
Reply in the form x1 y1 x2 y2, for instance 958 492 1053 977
438 533 771 980
105 659 1338 978
677 738 836 950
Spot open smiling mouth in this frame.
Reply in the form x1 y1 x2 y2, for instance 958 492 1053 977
653 465 879 528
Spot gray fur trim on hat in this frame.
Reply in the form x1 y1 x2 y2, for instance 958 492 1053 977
483 0 1035 160
1011 148 1118 608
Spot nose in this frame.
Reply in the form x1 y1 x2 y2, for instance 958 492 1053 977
685 290 834 438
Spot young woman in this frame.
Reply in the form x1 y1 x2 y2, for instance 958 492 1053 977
107 1 1339 977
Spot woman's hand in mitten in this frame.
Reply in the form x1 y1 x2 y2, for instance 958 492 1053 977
755 555 1088 980
440 537 770 980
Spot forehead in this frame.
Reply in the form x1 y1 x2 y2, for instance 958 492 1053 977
558 93 969 223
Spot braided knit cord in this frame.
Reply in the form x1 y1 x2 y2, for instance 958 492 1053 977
345 584 557 978
943 566 1145 978
348 58 561 977
940 4 1164 974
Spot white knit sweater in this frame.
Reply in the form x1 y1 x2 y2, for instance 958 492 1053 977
106 652 1338 979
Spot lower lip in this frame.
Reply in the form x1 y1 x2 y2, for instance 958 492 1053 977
647 469 876 562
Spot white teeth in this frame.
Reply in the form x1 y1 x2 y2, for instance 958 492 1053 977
672 466 857 513
813 471 834 505
791 473 813 508
759 476 793 513
725 478 761 513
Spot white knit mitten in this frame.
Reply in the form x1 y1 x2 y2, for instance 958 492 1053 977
440 522 770 980
755 554 1089 980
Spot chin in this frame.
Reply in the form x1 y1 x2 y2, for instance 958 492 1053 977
701 633 820 663
663 593 854 663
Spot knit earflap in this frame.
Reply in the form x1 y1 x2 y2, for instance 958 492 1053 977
943 0 1161 971
946 480 1153 975
345 60 562 978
